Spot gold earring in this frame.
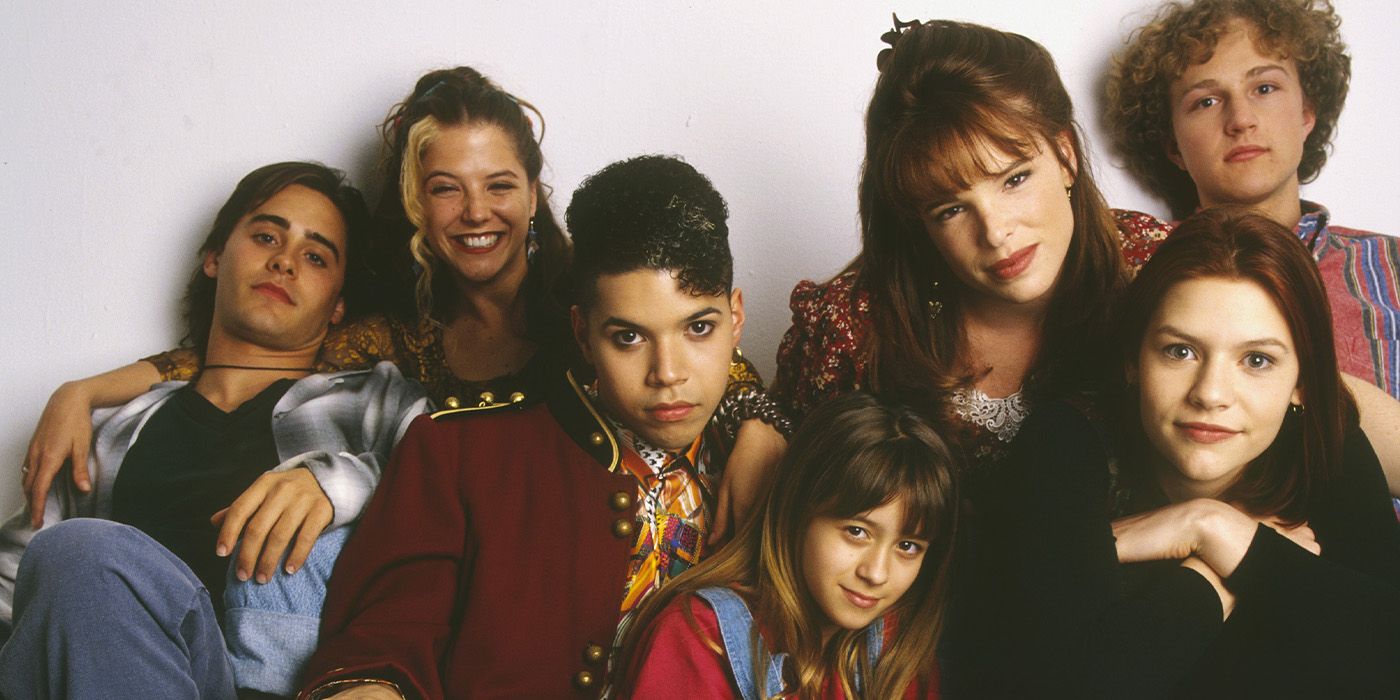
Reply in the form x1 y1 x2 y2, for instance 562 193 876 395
927 280 944 320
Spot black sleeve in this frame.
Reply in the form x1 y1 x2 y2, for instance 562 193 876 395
993 400 1224 699
1309 428 1400 585
1220 429 1400 695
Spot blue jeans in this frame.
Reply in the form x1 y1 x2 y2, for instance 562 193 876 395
0 519 349 699
224 524 349 695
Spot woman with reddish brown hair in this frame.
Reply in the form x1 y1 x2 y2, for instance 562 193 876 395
977 208 1400 697
772 18 1167 471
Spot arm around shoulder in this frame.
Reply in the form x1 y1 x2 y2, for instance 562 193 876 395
23 359 163 526
1342 373 1400 498
771 275 870 420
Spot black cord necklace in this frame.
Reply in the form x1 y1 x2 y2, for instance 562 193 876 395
203 364 315 372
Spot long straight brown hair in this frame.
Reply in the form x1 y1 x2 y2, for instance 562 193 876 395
613 392 960 698
854 20 1129 422
1117 207 1357 521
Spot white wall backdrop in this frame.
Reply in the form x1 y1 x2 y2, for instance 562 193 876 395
2 0 1396 515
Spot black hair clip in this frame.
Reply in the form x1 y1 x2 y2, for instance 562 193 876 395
877 13 922 72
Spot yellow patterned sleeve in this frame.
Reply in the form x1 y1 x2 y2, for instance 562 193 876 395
140 347 200 382
313 314 403 372
710 349 793 442
140 314 403 380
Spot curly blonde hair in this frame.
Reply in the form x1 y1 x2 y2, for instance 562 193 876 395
1105 0 1350 218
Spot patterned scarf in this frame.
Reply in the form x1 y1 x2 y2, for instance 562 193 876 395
601 419 715 697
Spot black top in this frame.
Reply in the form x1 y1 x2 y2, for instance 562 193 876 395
944 399 1400 699
111 380 292 610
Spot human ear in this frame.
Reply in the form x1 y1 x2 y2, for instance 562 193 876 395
570 305 594 365
1301 100 1317 139
1055 131 1079 187
330 297 346 325
728 288 746 348
1166 139 1187 171
203 250 220 279
1290 385 1304 409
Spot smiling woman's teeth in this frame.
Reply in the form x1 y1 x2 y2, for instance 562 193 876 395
456 233 500 249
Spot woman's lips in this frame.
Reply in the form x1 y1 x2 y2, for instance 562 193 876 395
648 402 697 422
841 586 879 610
989 243 1038 281
1225 145 1267 163
451 232 503 253
253 283 293 305
1176 421 1241 444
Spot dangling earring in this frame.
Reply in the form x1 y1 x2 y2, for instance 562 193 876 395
526 218 539 263
1289 402 1305 415
1065 185 1073 201
927 279 944 320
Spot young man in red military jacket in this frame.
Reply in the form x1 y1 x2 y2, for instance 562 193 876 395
301 155 755 699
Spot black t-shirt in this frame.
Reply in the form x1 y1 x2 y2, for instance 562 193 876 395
111 379 293 610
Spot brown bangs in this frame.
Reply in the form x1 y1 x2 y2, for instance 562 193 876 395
887 101 1041 215
814 437 956 543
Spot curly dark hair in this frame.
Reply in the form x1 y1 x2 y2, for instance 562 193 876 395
566 155 732 309
1106 0 1350 218
183 161 370 360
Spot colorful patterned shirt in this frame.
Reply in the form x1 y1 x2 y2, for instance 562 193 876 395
772 211 1172 466
602 419 716 699
1295 201 1400 398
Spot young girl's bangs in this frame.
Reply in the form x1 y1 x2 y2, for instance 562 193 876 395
812 438 955 543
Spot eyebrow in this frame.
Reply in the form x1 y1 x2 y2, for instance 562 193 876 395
1177 64 1291 96
306 232 342 263
425 169 521 181
249 213 290 229
926 158 1030 209
601 307 722 329
1154 324 1291 352
249 213 342 263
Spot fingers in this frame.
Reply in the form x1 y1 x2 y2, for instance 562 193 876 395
708 482 733 545
731 486 758 532
283 506 333 575
234 483 296 582
1281 524 1320 555
23 446 61 528
222 469 333 583
25 392 95 493
70 439 91 493
253 509 304 583
217 479 269 559
25 462 55 529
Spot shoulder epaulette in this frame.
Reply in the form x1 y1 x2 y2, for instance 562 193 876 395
430 390 529 420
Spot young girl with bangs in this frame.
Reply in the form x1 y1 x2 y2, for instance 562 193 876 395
614 392 958 699
990 208 1400 697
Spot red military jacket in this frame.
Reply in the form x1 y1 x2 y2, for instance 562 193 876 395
301 370 641 699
